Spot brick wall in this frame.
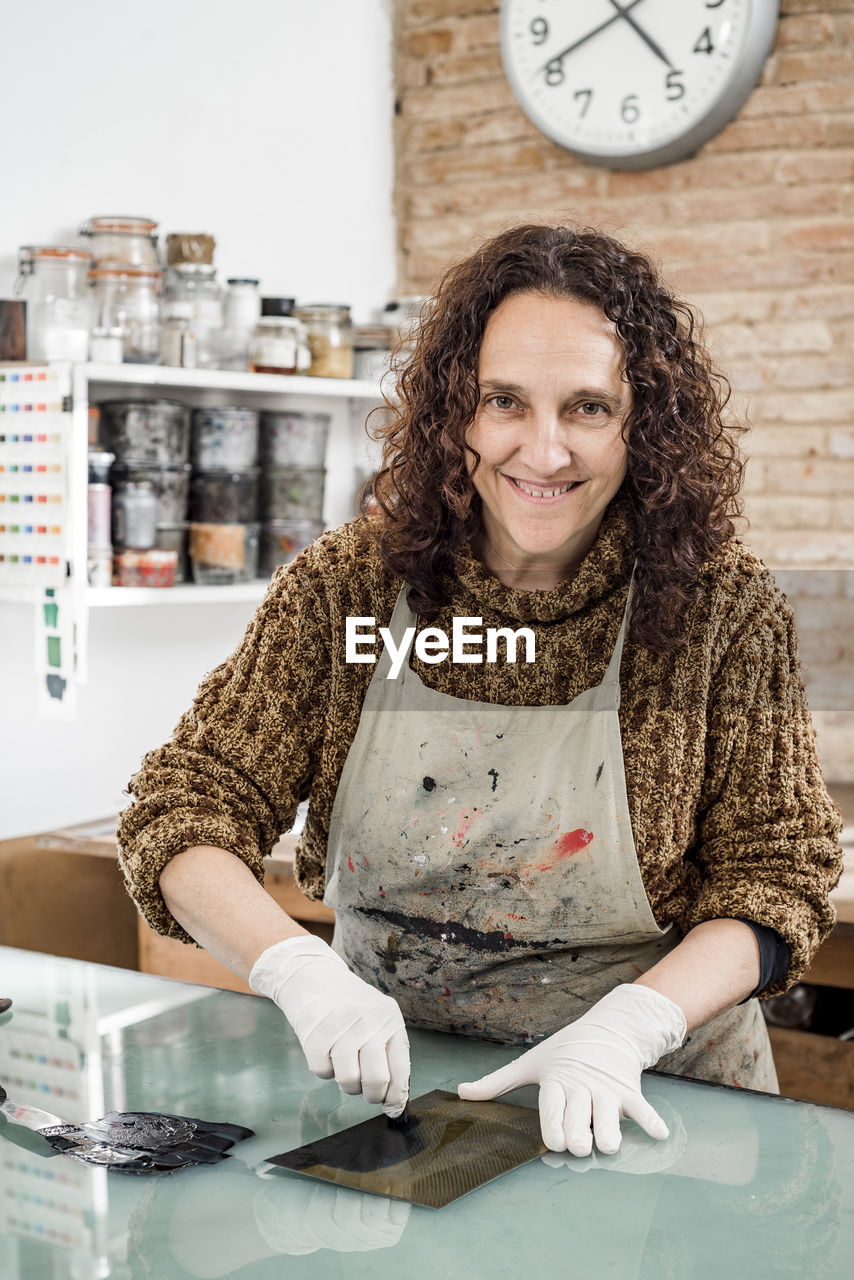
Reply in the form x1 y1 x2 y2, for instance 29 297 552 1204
393 0 854 778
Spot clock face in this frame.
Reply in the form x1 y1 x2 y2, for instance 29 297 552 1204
501 0 779 169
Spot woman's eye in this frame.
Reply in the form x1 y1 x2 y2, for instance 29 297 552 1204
490 395 515 410
579 402 606 416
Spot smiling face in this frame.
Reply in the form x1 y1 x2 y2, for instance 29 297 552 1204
466 290 631 590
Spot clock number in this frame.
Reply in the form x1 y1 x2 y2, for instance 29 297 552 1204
694 27 715 54
530 17 549 46
574 88 593 117
544 59 565 87
665 70 685 101
620 94 640 124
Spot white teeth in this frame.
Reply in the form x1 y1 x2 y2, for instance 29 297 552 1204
513 478 578 498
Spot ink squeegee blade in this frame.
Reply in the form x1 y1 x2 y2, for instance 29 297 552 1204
263 1088 548 1209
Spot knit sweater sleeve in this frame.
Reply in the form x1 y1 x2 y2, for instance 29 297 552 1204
683 565 843 995
116 554 331 943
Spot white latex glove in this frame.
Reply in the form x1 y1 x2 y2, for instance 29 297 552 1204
249 936 410 1117
458 984 686 1156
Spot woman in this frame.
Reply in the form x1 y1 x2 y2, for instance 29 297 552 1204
117 225 842 1157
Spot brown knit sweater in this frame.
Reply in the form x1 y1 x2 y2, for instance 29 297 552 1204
116 495 843 997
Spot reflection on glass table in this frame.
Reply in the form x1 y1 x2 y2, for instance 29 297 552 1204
0 947 852 1280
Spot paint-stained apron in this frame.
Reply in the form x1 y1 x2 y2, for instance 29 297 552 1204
323 581 778 1091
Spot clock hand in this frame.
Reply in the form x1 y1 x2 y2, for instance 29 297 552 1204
606 0 675 70
541 0 647 72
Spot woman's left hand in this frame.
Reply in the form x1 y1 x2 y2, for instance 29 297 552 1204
457 984 686 1156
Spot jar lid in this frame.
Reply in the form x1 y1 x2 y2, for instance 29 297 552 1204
19 245 92 265
89 266 163 280
81 216 158 235
261 297 296 317
228 277 260 286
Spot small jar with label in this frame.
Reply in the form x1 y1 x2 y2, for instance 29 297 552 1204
293 304 354 378
250 315 308 376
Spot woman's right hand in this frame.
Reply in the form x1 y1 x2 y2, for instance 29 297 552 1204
249 936 410 1117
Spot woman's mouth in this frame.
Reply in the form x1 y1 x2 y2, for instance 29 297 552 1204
504 475 585 501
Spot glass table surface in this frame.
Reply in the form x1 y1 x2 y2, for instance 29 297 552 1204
0 946 851 1279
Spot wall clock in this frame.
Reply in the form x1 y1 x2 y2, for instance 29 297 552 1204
500 1 780 170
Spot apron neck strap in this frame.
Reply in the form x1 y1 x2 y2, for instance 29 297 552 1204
600 565 636 688
385 564 637 688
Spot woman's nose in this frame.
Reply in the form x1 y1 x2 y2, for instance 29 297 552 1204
519 412 574 475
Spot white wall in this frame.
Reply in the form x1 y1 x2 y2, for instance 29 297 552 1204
0 0 396 838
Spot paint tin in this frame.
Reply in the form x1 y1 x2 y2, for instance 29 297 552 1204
260 467 325 520
99 399 191 464
190 468 259 523
192 407 259 470
113 548 177 588
260 519 324 574
189 522 260 584
259 411 330 468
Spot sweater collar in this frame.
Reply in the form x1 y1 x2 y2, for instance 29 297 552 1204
451 490 636 624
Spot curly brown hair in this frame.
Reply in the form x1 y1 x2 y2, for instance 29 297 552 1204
367 224 745 652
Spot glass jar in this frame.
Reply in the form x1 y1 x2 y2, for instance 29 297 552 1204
293 304 354 378
160 302 197 368
89 266 162 364
354 325 394 383
79 216 160 269
164 264 223 368
15 246 93 362
382 296 430 348
249 316 309 376
218 279 261 371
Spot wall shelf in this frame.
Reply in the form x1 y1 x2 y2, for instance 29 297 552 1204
85 363 383 400
1 360 384 697
85 582 269 607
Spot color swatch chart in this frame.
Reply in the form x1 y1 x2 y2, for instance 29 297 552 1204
0 363 72 588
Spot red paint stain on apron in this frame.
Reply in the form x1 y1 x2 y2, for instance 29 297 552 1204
347 852 355 872
531 828 594 873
